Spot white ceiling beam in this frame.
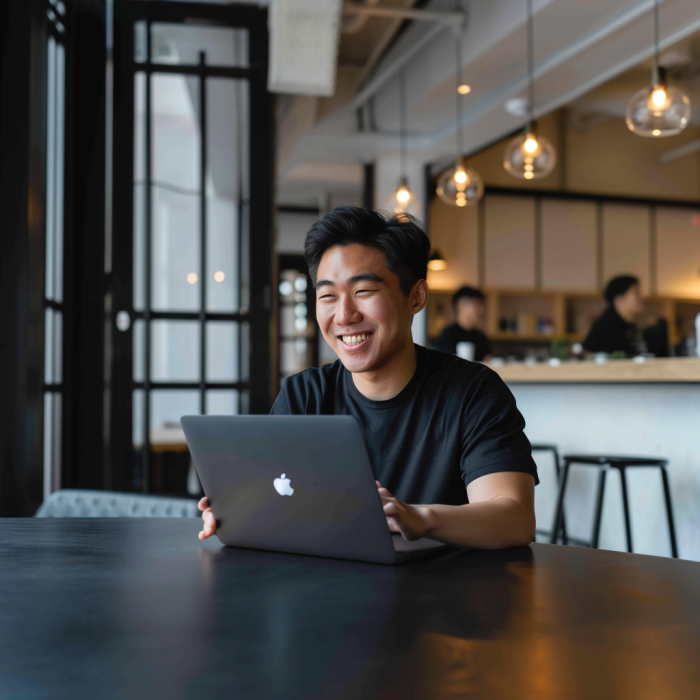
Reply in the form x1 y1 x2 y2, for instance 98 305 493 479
659 139 700 164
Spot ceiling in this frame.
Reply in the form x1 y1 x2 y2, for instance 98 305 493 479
277 0 700 204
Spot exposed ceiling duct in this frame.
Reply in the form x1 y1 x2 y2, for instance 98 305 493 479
268 0 344 97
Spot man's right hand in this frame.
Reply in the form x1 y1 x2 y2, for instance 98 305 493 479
198 497 217 540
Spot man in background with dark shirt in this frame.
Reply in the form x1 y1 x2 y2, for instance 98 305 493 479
199 207 537 549
436 286 492 361
584 275 646 356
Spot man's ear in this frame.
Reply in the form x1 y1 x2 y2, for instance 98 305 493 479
411 279 429 316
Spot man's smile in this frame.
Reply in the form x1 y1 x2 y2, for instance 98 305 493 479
337 332 374 349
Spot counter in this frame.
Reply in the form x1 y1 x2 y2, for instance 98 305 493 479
490 357 700 383
492 357 700 562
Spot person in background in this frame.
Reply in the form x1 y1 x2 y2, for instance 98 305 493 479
584 275 646 356
436 286 492 361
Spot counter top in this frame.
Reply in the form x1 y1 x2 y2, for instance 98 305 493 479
489 357 700 383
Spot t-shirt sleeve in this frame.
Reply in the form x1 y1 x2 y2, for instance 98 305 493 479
459 369 539 488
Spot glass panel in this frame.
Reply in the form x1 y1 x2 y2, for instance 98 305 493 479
280 339 308 375
240 320 250 382
150 24 248 67
151 320 200 382
133 319 145 382
150 390 200 438
54 42 65 303
206 79 248 312
44 308 54 385
151 74 201 312
134 20 147 63
133 389 145 448
45 37 56 302
53 310 62 384
43 392 53 502
133 388 145 491
206 389 239 415
133 72 146 311
206 322 239 382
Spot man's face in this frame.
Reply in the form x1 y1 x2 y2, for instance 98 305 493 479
315 244 424 374
618 283 644 317
456 298 484 329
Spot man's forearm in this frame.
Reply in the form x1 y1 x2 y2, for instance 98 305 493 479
422 497 535 549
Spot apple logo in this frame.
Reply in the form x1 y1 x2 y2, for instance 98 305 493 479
273 473 294 497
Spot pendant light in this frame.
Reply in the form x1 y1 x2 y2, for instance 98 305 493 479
503 0 556 180
436 26 484 207
395 69 412 211
427 250 447 271
626 0 690 138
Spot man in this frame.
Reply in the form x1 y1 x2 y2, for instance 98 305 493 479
199 207 537 549
436 286 492 361
584 275 646 356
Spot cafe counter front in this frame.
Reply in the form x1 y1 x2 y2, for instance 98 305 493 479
489 357 700 562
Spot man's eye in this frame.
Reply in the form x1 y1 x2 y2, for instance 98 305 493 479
356 289 376 294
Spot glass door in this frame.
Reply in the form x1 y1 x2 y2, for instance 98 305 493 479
110 3 272 494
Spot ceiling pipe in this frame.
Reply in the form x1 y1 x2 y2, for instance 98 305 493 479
659 139 700 164
343 2 464 24
351 13 465 110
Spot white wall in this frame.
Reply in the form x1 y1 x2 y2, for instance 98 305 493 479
511 383 700 561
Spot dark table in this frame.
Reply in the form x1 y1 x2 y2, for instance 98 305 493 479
2 519 700 700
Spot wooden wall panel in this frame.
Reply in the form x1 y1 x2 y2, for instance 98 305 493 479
541 199 597 291
656 207 700 299
602 203 650 294
427 197 478 291
484 195 535 289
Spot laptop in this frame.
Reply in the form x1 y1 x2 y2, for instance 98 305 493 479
180 415 447 564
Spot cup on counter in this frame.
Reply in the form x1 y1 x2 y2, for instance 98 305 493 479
456 341 475 362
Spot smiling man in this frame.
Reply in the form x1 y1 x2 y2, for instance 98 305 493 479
199 207 538 549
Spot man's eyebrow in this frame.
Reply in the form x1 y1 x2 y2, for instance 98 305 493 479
350 273 384 284
315 273 384 290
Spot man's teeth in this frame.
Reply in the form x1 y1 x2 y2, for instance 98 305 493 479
342 334 370 346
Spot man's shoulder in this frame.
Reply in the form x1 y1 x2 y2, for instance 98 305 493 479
280 360 344 404
422 346 496 386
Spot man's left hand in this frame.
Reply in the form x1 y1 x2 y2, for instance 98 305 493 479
376 481 436 541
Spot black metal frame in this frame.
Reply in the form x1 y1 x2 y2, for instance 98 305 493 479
277 254 319 388
111 1 272 492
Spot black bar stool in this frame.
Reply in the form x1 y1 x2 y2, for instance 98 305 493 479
550 455 678 558
531 444 567 544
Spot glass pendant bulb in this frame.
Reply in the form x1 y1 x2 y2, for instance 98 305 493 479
436 157 484 207
503 125 556 179
626 66 690 138
395 176 412 210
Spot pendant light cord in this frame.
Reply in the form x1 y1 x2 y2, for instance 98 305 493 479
400 68 407 179
654 0 660 71
455 0 465 159
527 0 535 126
456 35 463 158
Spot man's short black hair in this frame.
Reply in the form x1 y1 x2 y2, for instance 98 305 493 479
304 206 430 296
604 275 639 305
452 286 485 307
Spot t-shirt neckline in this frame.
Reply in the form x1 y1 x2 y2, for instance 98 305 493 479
343 344 427 409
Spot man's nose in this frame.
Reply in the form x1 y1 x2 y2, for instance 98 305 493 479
335 295 361 325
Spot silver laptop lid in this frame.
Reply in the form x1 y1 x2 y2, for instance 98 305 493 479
181 415 399 564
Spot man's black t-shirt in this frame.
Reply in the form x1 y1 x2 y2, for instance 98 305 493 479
436 323 492 361
271 345 538 506
583 306 645 356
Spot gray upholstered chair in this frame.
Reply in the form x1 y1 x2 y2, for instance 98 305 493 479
35 489 199 518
